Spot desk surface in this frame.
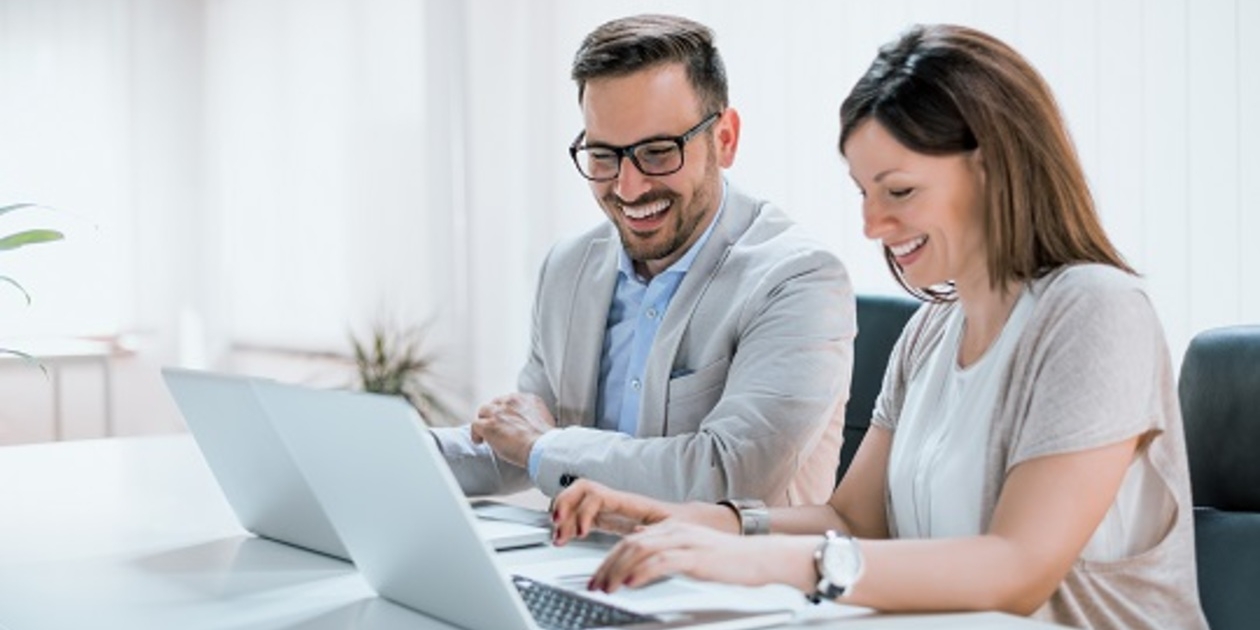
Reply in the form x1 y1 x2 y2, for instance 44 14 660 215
0 436 1063 629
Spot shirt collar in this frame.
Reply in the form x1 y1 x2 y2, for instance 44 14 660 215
617 178 729 281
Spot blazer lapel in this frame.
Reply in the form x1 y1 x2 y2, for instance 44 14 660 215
558 232 619 428
637 186 759 437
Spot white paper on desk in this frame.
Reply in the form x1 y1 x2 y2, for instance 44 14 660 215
470 499 552 528
794 600 877 622
474 518 551 550
513 556 815 617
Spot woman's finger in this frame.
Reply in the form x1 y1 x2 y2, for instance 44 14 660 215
594 522 693 591
551 488 587 545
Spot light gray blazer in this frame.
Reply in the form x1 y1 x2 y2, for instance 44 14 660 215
435 185 855 505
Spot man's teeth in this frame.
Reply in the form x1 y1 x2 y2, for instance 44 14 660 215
622 199 671 220
890 236 927 257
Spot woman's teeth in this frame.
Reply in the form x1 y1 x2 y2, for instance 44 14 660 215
890 235 927 257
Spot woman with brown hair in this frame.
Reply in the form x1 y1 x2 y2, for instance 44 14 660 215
549 24 1207 628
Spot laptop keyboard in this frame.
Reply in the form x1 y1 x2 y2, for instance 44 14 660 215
512 575 657 630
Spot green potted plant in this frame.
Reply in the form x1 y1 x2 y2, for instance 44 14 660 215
349 318 460 427
1 203 64 360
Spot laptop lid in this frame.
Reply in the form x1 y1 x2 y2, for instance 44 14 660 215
164 368 548 557
256 380 536 630
161 368 351 561
256 379 798 630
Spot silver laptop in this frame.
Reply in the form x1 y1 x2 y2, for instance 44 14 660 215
162 367 352 560
162 368 550 559
254 379 798 630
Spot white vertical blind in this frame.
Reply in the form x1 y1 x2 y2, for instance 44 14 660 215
1141 0 1193 360
1242 0 1260 323
1 0 1256 418
203 0 454 355
1186 0 1241 337
0 0 133 338
454 0 1260 401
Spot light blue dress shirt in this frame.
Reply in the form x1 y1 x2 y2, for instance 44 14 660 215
527 183 729 480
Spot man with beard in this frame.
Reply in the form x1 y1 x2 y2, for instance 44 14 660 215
431 14 855 507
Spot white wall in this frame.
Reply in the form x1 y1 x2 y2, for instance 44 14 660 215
0 0 1256 440
457 0 1260 407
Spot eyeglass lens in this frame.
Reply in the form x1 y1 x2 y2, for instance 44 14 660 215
575 141 682 180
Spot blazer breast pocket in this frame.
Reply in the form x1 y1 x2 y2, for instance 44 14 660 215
665 357 731 431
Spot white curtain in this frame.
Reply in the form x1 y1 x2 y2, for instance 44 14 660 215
2 0 1256 424
0 0 136 339
458 0 1260 403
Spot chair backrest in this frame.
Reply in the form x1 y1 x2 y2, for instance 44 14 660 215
1179 325 1260 630
836 293 920 486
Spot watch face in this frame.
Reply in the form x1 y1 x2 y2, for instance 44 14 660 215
822 537 860 586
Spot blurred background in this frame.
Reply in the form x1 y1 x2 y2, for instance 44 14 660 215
0 0 1255 444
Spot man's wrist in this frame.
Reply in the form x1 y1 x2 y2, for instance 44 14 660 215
525 433 545 480
525 429 559 481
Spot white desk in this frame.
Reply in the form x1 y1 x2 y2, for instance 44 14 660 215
0 436 1064 629
0 336 117 439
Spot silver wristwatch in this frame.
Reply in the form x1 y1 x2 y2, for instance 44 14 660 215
809 530 863 603
717 498 770 535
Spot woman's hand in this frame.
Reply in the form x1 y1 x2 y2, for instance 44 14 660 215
550 479 676 545
588 521 818 594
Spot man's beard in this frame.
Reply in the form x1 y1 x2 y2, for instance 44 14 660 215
605 159 717 265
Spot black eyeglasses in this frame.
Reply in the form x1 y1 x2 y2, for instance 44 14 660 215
569 111 722 182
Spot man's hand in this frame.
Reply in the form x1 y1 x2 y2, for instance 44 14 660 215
470 393 557 468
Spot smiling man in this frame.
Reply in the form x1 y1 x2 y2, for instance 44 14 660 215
431 14 855 506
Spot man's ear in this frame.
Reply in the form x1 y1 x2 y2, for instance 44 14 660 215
714 108 741 169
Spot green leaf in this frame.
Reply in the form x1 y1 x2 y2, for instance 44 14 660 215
0 228 64 252
0 347 50 378
0 203 40 218
0 275 32 304
347 317 457 425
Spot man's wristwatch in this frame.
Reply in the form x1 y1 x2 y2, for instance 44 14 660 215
717 499 770 536
809 530 863 603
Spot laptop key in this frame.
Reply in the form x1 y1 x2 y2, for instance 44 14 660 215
512 575 656 630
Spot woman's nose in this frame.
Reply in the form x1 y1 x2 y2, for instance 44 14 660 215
862 200 891 241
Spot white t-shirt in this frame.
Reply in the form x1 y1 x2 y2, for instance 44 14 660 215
872 266 1205 629
888 287 1172 560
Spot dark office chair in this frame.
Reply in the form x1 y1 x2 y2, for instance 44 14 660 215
836 293 920 486
1179 326 1260 630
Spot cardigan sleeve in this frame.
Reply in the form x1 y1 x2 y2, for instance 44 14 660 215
1003 266 1167 469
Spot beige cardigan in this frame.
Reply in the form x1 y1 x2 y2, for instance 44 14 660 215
872 264 1207 629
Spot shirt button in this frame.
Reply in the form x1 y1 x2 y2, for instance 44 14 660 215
645 308 658 319
631 378 642 391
